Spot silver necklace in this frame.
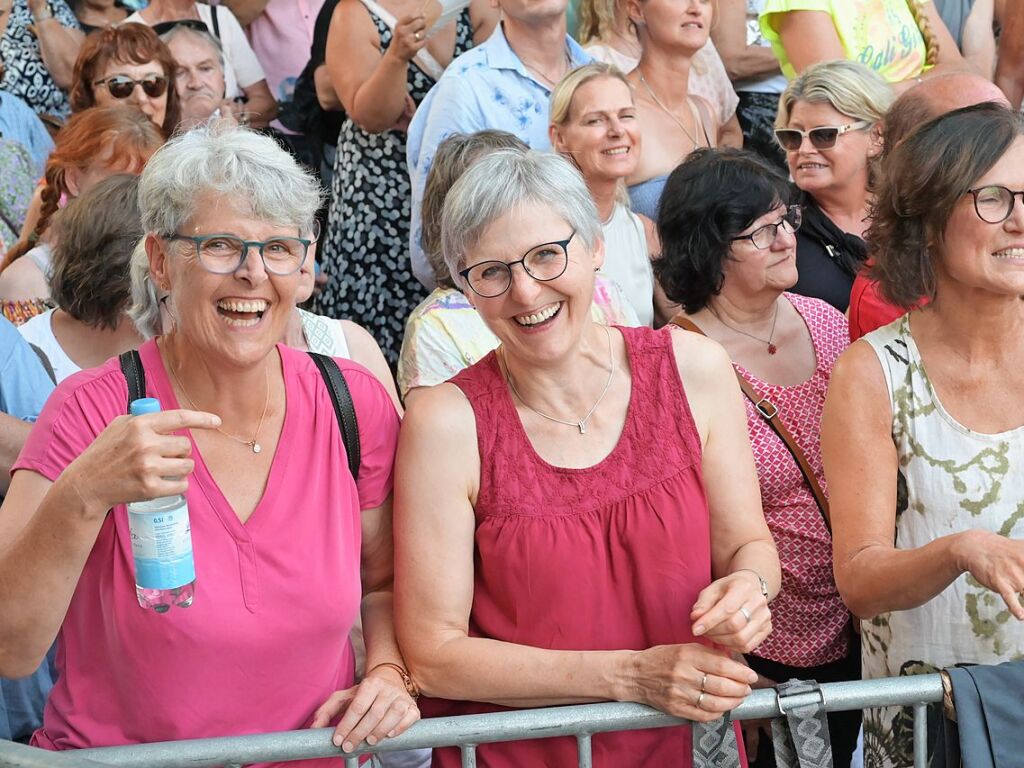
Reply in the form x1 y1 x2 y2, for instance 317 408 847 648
637 72 701 149
710 302 780 355
504 325 615 435
521 47 572 88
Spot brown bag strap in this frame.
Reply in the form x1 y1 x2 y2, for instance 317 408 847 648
670 314 832 533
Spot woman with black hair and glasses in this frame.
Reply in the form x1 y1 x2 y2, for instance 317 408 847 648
655 146 860 767
774 59 892 313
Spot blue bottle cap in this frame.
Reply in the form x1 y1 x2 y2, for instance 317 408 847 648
130 397 162 416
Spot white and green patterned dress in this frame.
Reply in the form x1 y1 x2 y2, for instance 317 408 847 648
861 316 1024 768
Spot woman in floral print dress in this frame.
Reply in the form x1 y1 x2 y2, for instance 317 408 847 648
316 0 495 366
823 102 1024 768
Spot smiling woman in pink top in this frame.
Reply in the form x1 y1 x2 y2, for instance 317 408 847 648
0 126 417 763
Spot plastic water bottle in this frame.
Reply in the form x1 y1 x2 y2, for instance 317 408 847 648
126 397 196 612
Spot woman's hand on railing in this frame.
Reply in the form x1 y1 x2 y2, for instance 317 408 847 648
689 571 773 654
627 643 757 723
312 669 420 754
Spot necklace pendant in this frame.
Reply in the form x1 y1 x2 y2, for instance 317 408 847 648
767 343 778 355
251 441 262 454
578 421 587 435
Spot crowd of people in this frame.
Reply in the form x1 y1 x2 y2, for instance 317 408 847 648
0 1 1023 768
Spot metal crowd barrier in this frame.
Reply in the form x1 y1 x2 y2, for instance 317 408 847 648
0 673 943 768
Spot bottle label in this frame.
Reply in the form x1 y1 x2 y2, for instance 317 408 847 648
128 499 196 590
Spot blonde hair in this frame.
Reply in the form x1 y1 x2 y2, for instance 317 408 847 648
549 63 634 207
906 0 939 68
776 59 894 129
576 0 615 45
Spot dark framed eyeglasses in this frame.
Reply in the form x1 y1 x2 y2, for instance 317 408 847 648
458 231 575 298
732 206 802 250
774 120 872 151
93 73 169 99
152 18 211 35
166 226 319 276
967 185 1024 224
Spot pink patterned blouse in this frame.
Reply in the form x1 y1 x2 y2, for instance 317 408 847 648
737 293 850 667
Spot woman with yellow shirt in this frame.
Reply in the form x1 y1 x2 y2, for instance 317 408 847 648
759 0 965 90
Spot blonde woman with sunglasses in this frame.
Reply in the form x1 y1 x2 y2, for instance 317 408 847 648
775 60 892 312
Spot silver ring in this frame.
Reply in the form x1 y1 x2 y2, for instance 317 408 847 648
696 692 705 710
700 673 707 693
739 606 752 624
414 30 422 40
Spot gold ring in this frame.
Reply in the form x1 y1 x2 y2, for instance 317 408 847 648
696 692 705 710
700 673 707 693
739 606 752 624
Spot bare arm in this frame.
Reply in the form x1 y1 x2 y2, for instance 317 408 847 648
27 0 84 91
326 0 426 133
395 380 758 720
960 0 995 77
469 0 498 44
995 0 1024 108
340 320 403 413
239 80 278 129
0 413 31 495
314 63 343 111
0 409 219 677
773 11 846 75
671 331 780 648
641 214 679 328
710 0 780 81
221 0 270 26
822 342 1024 620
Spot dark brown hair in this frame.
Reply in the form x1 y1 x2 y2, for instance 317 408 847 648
868 102 1023 308
48 174 143 330
422 130 528 288
70 23 180 137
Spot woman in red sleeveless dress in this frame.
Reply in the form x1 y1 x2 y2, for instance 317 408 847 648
394 149 781 767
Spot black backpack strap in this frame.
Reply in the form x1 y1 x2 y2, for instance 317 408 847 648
28 343 57 385
210 2 220 38
308 352 360 480
119 350 145 413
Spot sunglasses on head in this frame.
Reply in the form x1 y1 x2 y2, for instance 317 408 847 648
152 18 211 35
93 73 169 99
774 120 872 151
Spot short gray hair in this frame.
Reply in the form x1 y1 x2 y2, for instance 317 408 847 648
128 238 162 339
137 124 323 237
160 24 225 71
441 149 601 286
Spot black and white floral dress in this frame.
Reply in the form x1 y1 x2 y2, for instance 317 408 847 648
1 0 80 117
316 6 473 367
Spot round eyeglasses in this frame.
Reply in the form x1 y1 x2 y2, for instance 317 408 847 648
732 206 802 250
458 231 575 298
774 121 872 152
93 74 169 100
167 227 319 276
968 185 1024 224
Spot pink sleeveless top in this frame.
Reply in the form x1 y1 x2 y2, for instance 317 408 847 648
422 325 743 767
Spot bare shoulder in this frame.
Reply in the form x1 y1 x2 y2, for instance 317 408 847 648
339 319 380 356
829 339 890 412
402 381 477 443
636 213 661 257
668 326 734 388
0 257 47 302
331 0 378 41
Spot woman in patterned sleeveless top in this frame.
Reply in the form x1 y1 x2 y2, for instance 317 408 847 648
655 147 860 767
395 149 780 767
823 103 1024 768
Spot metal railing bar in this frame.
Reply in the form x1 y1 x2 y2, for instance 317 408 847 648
343 757 359 768
0 739 117 768
913 702 928 768
576 733 592 768
459 744 476 768
51 675 943 767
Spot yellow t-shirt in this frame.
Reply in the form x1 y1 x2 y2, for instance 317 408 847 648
760 0 927 83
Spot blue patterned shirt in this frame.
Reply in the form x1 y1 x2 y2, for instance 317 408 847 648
0 91 54 176
406 23 590 287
